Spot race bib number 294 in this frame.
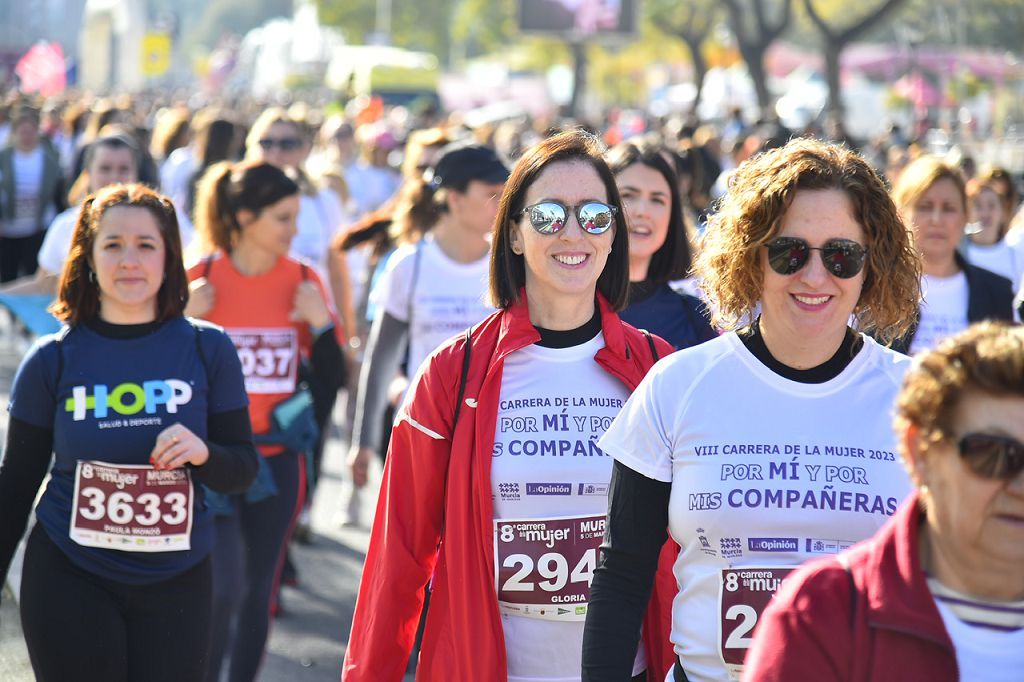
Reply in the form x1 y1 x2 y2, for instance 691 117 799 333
494 514 605 622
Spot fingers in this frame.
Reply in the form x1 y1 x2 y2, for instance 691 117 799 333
150 424 205 470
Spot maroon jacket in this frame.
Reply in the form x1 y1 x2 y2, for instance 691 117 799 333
743 490 958 681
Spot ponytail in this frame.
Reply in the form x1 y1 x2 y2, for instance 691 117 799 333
390 175 445 246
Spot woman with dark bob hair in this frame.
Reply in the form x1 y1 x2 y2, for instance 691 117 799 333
606 138 716 350
0 183 258 681
746 321 1024 681
344 129 678 681
583 138 923 681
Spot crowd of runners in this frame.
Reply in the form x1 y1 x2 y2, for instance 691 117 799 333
0 91 1022 682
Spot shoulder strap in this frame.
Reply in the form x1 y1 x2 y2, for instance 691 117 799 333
407 240 425 324
452 328 472 427
641 329 660 362
202 254 214 279
53 326 70 389
300 262 310 282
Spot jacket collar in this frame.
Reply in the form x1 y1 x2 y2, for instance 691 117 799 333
862 490 955 649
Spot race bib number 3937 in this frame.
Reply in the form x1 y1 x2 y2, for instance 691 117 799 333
719 566 794 680
70 461 194 552
227 328 298 394
494 514 604 622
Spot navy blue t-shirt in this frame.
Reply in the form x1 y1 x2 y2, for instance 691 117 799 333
8 317 248 584
620 282 717 351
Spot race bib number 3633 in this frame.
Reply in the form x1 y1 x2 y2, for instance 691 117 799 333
719 567 794 680
494 514 604 622
70 461 193 552
227 328 298 394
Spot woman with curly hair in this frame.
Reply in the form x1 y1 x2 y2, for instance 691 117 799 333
582 137 923 681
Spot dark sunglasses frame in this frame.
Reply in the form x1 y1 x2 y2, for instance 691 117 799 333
519 201 618 235
958 432 1024 481
258 137 303 152
765 237 868 279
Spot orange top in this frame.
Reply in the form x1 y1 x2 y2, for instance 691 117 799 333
187 252 337 456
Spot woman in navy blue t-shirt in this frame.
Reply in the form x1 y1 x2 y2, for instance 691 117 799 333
607 139 717 350
0 183 257 681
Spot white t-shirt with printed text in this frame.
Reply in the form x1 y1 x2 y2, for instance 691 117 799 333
373 236 493 376
492 333 644 681
964 240 1024 289
599 332 913 682
3 147 54 237
911 272 970 355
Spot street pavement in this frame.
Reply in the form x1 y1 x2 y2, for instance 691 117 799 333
0 314 403 681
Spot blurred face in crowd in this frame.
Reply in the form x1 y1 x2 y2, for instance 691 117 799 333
617 161 671 280
12 117 40 152
255 122 305 171
89 146 139 194
907 178 966 272
969 186 1006 246
238 194 300 258
451 180 505 236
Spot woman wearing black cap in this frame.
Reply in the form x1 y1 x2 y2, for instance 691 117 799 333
346 143 509 503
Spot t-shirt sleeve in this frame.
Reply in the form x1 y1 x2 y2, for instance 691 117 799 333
37 212 73 274
598 362 674 482
202 327 250 415
375 248 415 324
7 337 59 429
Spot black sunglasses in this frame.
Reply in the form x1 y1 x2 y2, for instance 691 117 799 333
765 237 868 279
520 201 617 235
958 432 1024 481
258 137 302 152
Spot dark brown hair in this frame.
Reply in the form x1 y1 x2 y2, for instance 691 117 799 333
51 184 188 326
489 129 630 311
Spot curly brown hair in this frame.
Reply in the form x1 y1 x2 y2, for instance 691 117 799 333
696 137 921 343
896 321 1024 453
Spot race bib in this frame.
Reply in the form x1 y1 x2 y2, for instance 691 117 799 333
70 461 194 552
494 514 604 621
719 567 795 680
227 328 298 394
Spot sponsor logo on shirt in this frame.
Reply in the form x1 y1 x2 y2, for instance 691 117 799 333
720 537 743 558
498 482 521 502
805 538 856 554
577 483 609 496
525 482 572 496
748 537 799 552
696 528 717 557
65 380 192 421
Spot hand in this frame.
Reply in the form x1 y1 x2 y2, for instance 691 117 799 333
347 445 373 489
290 281 331 330
150 423 210 470
387 375 410 407
184 278 215 318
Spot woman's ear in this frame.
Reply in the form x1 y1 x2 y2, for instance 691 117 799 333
236 208 256 229
510 224 524 255
900 420 929 489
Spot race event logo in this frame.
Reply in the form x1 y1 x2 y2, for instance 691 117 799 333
526 482 572 496
65 380 192 422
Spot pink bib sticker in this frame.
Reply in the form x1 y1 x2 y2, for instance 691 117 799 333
719 566 795 680
494 514 605 621
70 461 193 552
227 328 298 394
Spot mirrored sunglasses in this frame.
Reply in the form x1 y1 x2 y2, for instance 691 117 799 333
520 201 617 235
765 237 868 279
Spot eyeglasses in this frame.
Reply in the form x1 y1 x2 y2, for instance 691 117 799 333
957 432 1024 481
520 201 617 235
765 237 868 279
258 137 302 152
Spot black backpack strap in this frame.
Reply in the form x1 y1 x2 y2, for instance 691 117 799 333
53 326 70 390
189 320 211 378
452 328 472 427
202 254 214 279
641 329 659 362
300 262 310 281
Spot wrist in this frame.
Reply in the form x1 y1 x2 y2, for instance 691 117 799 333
310 320 334 337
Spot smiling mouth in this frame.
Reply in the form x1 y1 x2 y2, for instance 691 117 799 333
554 254 588 266
629 227 652 236
793 294 831 306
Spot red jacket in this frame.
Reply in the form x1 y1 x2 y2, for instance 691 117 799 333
342 292 678 681
743 490 958 682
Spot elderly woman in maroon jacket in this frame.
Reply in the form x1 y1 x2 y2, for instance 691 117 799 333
745 321 1024 682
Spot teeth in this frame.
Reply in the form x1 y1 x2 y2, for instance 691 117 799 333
795 295 829 305
555 254 586 266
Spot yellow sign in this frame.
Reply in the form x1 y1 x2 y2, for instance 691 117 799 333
142 32 171 77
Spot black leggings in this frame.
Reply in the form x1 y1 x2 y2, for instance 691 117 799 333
205 451 306 682
19 524 212 682
0 231 46 282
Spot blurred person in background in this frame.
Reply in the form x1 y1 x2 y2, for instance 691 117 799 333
0 104 65 282
745 322 1024 682
889 157 1016 355
150 106 192 179
606 138 716 350
964 170 1024 289
344 142 507 525
345 123 402 217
